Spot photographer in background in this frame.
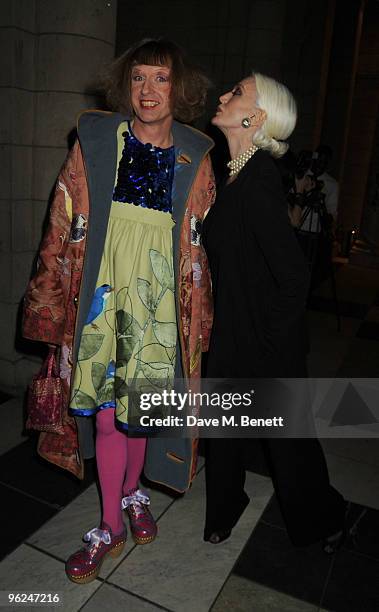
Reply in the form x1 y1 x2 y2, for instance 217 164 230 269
283 146 339 232
279 148 336 290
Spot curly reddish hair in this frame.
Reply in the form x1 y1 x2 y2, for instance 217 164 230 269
101 38 211 123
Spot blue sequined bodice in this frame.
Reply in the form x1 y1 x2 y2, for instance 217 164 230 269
113 123 175 213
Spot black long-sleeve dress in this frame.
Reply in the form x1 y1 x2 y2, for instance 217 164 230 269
202 149 345 546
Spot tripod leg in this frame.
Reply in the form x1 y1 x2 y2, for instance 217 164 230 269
318 202 341 332
297 201 340 331
329 257 341 332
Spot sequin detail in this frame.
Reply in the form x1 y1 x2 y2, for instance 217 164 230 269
113 124 175 213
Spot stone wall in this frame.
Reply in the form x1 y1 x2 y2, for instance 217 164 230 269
0 0 117 391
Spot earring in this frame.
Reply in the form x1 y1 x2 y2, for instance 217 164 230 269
241 114 255 129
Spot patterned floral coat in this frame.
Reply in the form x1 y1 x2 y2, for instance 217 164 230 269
23 111 215 489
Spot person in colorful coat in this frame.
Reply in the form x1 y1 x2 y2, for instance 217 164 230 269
22 38 215 583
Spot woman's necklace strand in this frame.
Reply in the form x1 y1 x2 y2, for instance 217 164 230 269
227 145 259 176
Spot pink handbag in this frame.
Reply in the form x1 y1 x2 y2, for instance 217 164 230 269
26 347 65 435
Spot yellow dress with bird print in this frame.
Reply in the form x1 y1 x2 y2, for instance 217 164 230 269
69 122 177 431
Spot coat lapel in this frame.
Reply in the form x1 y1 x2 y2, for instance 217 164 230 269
74 111 125 360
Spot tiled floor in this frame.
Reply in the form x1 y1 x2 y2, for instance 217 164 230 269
227 496 379 611
1 263 379 611
0 438 97 560
0 468 273 612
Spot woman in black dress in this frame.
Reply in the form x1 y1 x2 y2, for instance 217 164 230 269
202 72 346 549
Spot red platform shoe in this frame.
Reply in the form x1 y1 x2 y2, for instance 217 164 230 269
65 523 126 584
122 489 157 545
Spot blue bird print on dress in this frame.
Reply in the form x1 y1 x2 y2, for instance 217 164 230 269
106 359 116 379
86 284 113 330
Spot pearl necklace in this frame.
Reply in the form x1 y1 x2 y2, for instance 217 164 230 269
227 145 259 176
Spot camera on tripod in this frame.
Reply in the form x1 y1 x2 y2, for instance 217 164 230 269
289 149 333 238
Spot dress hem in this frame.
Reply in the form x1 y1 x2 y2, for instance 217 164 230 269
68 401 116 417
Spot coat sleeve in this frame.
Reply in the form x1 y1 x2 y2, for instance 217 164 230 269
198 154 216 352
22 141 81 344
244 165 310 359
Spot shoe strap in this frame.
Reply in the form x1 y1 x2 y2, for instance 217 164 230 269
83 527 111 546
121 489 150 510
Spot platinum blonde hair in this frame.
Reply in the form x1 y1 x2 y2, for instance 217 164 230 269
252 72 297 158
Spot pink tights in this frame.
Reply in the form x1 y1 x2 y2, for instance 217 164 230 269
95 409 147 535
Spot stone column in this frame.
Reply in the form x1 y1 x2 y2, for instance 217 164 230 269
0 0 117 391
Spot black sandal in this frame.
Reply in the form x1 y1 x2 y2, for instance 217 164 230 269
322 527 346 554
204 529 232 544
